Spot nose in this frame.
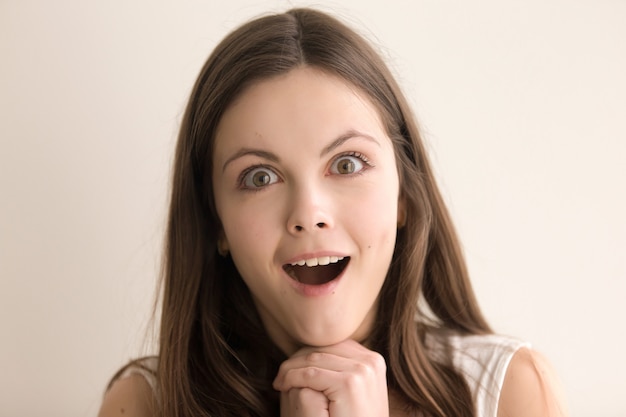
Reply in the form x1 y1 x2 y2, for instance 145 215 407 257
286 184 334 235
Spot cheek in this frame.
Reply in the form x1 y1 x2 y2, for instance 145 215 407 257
341 187 399 246
221 201 280 255
356 176 399 221
222 208 275 289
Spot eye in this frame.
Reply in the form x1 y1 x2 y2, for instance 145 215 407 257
329 153 369 175
240 166 279 189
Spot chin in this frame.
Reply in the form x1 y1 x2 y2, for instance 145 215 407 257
294 310 377 350
295 325 367 348
300 336 345 348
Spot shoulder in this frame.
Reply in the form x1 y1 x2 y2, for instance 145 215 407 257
98 358 158 417
498 348 569 417
427 331 565 417
98 373 154 417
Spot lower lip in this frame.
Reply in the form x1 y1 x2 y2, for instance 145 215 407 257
284 264 347 297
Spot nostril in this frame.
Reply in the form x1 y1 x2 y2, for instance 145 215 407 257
292 223 326 232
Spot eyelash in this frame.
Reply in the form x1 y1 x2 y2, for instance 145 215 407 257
236 152 374 191
334 151 373 170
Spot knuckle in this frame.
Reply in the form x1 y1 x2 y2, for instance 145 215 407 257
354 362 370 376
343 372 364 391
296 387 319 402
303 366 318 381
370 352 387 372
289 388 327 408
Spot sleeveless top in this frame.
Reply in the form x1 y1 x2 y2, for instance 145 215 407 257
425 332 530 417
119 333 529 417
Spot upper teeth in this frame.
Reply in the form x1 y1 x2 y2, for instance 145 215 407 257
291 256 344 267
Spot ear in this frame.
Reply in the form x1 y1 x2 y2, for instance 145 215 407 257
217 231 230 257
397 196 407 228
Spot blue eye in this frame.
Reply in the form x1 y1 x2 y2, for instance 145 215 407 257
330 154 367 175
241 166 279 189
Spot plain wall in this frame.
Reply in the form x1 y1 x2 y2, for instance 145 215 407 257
1 1 624 416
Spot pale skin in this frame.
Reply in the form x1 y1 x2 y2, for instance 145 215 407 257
98 68 568 417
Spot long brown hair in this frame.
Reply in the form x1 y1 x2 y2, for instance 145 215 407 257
157 8 491 417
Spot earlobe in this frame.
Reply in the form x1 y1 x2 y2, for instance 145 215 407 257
217 233 230 257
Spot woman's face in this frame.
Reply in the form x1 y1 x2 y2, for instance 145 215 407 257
212 67 401 355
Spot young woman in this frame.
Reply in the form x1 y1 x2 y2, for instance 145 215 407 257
98 8 567 417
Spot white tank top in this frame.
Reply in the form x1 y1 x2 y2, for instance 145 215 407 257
426 332 530 417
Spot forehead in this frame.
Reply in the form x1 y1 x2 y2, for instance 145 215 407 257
213 67 389 157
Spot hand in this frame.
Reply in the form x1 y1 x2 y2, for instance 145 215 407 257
273 339 389 417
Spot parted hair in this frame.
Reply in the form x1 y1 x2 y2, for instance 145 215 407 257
155 7 491 417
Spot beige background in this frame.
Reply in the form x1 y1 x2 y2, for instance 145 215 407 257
1 1 624 416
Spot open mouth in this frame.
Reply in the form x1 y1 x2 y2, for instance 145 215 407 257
283 256 350 286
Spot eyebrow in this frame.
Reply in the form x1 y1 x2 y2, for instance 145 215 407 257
320 130 380 157
221 129 380 173
222 149 279 173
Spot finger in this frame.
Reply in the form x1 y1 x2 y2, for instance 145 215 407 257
274 344 386 390
274 352 361 390
275 340 389 417
280 388 329 417
279 366 388 417
279 351 357 373
277 365 341 394
292 339 369 359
